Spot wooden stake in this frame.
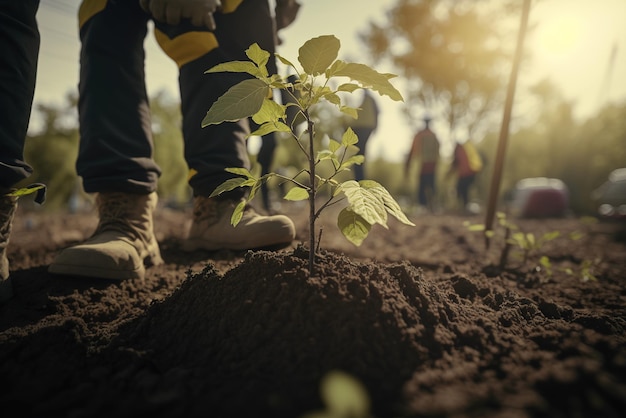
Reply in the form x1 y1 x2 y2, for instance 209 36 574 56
484 0 532 249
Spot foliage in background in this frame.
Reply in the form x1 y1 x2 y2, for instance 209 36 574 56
464 212 599 281
360 0 520 142
19 92 190 210
19 88 626 218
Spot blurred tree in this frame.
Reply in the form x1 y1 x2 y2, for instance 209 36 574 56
20 90 193 210
574 101 626 213
360 0 520 143
20 93 80 210
479 78 626 216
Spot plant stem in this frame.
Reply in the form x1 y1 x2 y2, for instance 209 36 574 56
499 226 511 270
307 115 316 276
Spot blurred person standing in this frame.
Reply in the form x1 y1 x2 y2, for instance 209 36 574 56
405 115 440 212
448 139 483 213
347 89 379 181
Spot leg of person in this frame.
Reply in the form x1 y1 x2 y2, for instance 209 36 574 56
0 0 40 301
418 172 435 209
49 0 163 280
457 175 472 211
154 0 295 251
422 171 436 212
461 174 475 210
257 132 277 212
351 127 371 182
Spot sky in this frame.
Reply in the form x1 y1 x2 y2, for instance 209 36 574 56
32 0 626 162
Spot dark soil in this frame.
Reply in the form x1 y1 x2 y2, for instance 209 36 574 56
1 200 625 418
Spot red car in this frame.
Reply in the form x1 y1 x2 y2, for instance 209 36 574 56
509 177 570 218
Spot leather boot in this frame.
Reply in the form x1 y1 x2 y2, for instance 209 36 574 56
182 196 295 251
49 192 163 280
0 192 17 302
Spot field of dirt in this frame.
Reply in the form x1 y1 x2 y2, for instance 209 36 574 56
1 199 625 418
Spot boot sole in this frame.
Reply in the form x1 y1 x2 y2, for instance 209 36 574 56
181 238 293 252
48 263 144 281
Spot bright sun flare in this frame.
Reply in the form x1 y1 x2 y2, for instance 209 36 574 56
535 15 583 55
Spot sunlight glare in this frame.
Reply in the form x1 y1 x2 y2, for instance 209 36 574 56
535 14 582 55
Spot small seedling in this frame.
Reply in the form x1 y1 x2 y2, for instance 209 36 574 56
465 212 584 278
202 35 414 275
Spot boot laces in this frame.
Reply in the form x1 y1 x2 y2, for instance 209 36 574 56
193 197 258 226
94 193 142 240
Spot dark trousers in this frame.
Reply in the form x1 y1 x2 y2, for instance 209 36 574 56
350 127 374 182
77 0 275 196
0 0 40 191
418 171 436 208
457 174 475 208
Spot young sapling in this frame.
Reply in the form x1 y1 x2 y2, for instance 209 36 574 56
201 35 414 275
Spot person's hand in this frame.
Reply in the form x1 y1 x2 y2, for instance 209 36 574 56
275 0 301 30
139 0 221 30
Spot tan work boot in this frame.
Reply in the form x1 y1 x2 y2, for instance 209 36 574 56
48 192 163 280
182 197 296 251
0 192 18 302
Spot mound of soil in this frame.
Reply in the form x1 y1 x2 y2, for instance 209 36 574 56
1 202 625 417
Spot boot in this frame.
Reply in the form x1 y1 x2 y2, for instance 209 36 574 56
48 192 163 280
182 196 295 251
0 192 18 302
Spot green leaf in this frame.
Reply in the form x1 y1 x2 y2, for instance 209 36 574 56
274 53 298 71
328 139 341 153
569 231 585 241
7 183 47 204
247 179 262 201
320 370 371 416
336 83 360 93
542 231 560 242
284 186 309 201
330 61 403 101
205 61 264 78
539 256 551 268
317 149 336 162
231 199 246 226
209 177 247 197
245 43 269 74
339 155 365 171
225 167 253 177
250 121 291 137
467 223 486 231
342 127 359 147
298 35 340 75
340 106 359 119
360 180 415 226
202 79 269 126
339 180 388 227
337 208 372 246
251 98 285 125
325 92 341 106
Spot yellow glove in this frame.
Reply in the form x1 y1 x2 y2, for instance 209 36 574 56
139 0 221 29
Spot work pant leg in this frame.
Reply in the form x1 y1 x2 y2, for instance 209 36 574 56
77 0 161 194
418 172 435 207
0 0 40 190
154 0 275 197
